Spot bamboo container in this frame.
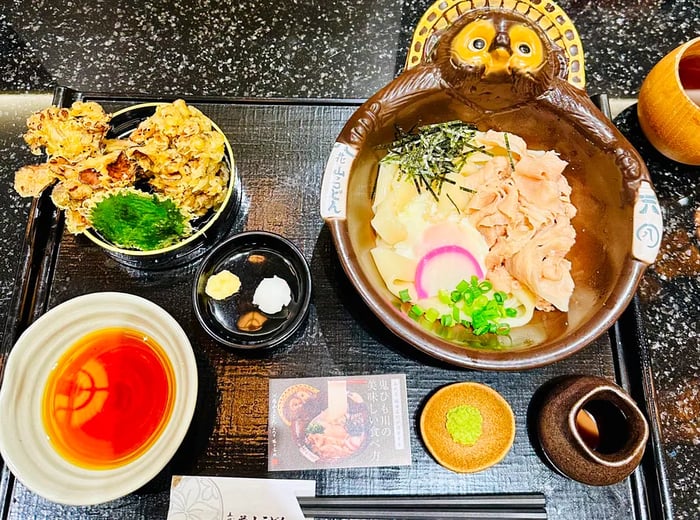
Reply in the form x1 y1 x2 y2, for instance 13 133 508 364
638 37 700 165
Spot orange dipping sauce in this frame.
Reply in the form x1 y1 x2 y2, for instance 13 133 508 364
42 327 175 470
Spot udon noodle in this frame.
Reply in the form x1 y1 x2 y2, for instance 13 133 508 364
371 123 576 336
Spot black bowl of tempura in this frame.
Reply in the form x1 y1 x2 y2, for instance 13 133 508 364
14 99 241 270
319 1 662 370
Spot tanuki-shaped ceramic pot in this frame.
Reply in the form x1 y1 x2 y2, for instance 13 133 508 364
320 0 662 370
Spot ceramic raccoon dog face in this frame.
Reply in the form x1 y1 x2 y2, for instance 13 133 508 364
450 16 547 76
429 10 564 109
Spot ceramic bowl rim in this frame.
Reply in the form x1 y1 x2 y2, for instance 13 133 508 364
567 384 650 467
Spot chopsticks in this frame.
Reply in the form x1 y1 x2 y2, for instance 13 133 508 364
300 510 545 519
298 493 547 519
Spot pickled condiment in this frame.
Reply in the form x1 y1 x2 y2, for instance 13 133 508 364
237 310 268 332
205 269 241 300
42 327 175 470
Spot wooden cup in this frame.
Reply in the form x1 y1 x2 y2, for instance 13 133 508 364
638 37 700 165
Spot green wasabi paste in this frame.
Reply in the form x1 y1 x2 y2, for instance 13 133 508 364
446 405 483 446
90 191 189 251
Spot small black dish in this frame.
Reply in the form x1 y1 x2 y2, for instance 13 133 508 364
193 231 312 350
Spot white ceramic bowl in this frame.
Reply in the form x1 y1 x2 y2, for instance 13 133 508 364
0 292 198 505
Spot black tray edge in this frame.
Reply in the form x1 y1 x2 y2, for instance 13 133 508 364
0 87 68 517
596 89 670 520
613 300 674 520
53 85 368 108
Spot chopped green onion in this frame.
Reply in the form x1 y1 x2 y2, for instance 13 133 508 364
398 277 518 338
474 324 489 335
496 323 511 335
438 290 452 305
478 280 493 292
409 304 424 318
425 308 440 323
474 295 489 308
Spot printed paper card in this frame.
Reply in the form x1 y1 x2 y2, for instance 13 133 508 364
166 476 315 520
268 374 411 471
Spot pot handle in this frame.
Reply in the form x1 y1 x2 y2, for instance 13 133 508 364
632 180 663 264
320 142 357 220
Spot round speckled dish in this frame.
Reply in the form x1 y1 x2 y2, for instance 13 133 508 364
0 292 197 506
193 231 312 350
420 382 515 473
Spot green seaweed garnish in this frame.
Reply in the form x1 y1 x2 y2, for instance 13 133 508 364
503 132 516 171
90 190 189 250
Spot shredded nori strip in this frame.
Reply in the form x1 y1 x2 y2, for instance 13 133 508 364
379 120 485 200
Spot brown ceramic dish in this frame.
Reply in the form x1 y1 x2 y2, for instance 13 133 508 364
320 0 662 370
534 375 649 486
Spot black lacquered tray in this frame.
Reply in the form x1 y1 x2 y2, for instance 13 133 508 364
0 88 669 519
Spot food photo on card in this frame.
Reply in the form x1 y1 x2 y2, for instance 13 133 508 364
268 374 411 471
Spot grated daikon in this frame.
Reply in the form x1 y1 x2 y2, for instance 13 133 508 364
253 275 292 314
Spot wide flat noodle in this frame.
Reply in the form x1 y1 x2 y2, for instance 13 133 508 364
370 247 417 298
371 127 576 320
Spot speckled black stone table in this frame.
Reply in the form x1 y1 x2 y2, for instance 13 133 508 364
614 106 700 520
0 0 698 518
